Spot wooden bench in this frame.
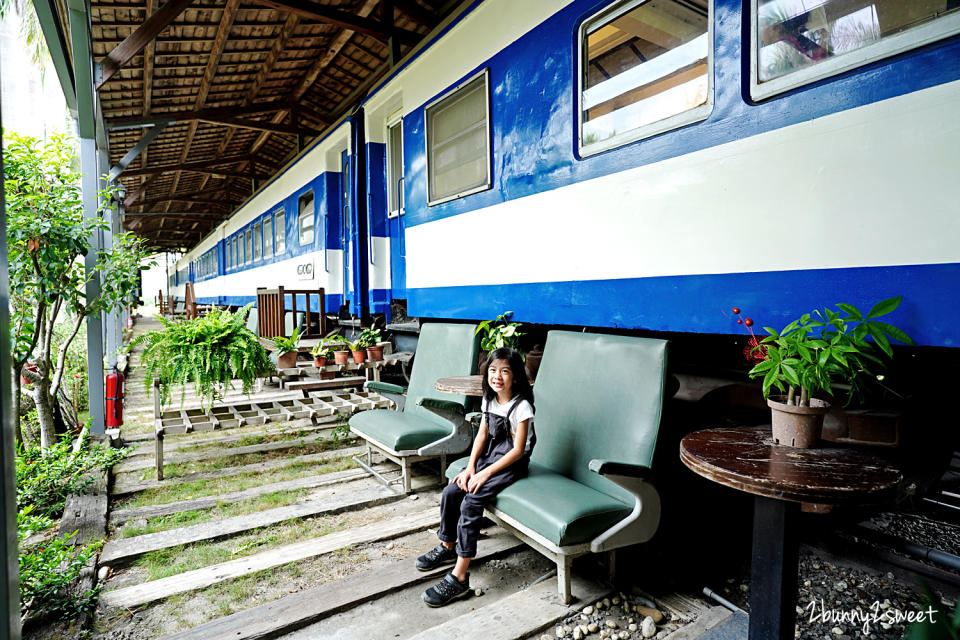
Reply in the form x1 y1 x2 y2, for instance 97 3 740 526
447 331 669 603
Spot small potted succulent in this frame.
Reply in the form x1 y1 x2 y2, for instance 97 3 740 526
743 297 913 448
359 328 384 361
272 327 301 369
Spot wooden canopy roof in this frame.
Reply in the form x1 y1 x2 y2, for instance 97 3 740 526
87 0 454 252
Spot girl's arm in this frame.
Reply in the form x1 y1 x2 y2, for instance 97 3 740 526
467 419 528 494
455 415 488 490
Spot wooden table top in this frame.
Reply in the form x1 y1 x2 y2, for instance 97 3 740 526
680 427 902 506
434 375 484 396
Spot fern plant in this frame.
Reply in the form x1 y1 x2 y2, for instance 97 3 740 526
133 304 273 409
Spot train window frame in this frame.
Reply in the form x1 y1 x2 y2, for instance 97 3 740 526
274 209 286 255
577 0 714 158
232 236 239 269
298 191 315 246
424 68 492 207
253 221 262 261
386 116 405 218
245 229 252 265
263 215 274 259
750 0 960 101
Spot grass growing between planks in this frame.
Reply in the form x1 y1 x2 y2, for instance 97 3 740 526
97 547 369 635
112 456 358 510
126 508 368 582
115 488 314 538
130 436 359 481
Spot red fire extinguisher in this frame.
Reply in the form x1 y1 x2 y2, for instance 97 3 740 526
106 367 124 427
126 316 134 329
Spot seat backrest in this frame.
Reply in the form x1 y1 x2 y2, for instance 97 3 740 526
530 331 668 504
404 323 479 425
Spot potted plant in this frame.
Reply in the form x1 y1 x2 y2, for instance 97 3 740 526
476 310 524 365
311 343 333 368
326 334 351 364
744 297 913 448
134 303 273 410
347 336 367 364
272 327 301 369
310 344 336 379
358 328 384 361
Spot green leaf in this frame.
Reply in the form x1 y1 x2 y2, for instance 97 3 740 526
865 296 902 319
835 303 862 321
871 321 915 346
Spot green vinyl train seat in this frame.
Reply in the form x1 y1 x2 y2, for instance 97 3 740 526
350 322 479 493
447 331 668 603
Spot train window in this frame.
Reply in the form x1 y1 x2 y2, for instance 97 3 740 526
232 236 238 269
752 0 960 100
387 119 404 217
578 0 712 156
245 229 252 265
253 222 262 261
424 70 491 206
298 192 315 245
263 216 273 259
274 209 285 254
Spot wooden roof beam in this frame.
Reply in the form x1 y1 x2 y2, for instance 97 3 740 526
135 195 240 207
96 0 196 89
253 0 420 46
122 154 252 176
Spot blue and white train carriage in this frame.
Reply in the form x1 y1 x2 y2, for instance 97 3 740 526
170 0 960 350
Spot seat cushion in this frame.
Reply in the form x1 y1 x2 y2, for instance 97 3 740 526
351 410 451 452
446 459 632 547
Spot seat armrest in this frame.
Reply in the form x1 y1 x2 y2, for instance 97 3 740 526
588 459 653 480
417 398 465 415
364 380 405 395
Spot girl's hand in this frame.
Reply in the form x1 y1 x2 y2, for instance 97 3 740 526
467 470 490 494
455 468 474 490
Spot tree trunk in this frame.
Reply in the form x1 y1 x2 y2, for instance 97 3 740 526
33 377 58 449
12 375 24 448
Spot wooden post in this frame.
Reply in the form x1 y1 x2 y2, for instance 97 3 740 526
155 427 164 481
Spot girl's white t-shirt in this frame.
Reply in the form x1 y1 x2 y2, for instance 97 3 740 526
481 396 535 454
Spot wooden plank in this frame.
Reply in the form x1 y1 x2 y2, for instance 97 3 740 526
408 576 610 640
97 0 196 88
59 494 107 546
159 534 523 640
111 445 366 496
109 464 392 524
102 508 440 609
101 484 401 565
286 376 365 391
124 420 337 457
114 433 338 473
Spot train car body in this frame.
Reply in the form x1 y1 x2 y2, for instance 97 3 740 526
169 0 960 348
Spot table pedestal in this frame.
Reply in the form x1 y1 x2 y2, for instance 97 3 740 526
750 496 799 640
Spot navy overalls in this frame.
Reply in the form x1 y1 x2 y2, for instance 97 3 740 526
437 398 534 558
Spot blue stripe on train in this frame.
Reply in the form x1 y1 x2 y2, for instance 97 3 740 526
407 263 960 348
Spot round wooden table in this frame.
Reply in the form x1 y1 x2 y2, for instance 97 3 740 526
434 375 484 396
680 427 902 640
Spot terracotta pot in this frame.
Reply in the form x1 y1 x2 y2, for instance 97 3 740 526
334 350 350 365
524 348 543 381
768 396 831 448
277 351 298 369
352 350 367 364
314 357 327 368
366 345 384 361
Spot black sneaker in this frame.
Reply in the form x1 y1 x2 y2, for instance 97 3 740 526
422 572 471 607
415 544 457 571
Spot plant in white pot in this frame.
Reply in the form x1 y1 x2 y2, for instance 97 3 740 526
745 297 913 448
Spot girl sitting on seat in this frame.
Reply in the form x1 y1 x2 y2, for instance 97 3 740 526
416 347 535 606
